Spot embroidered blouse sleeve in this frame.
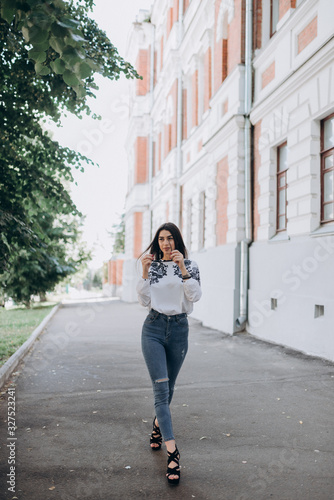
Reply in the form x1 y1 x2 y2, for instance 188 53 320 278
183 261 202 302
136 277 151 308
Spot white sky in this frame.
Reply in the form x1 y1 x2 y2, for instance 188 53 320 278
49 0 152 269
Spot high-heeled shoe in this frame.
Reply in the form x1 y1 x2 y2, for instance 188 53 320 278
166 446 180 485
150 416 162 451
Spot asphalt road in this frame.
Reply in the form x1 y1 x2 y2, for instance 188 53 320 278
0 298 333 500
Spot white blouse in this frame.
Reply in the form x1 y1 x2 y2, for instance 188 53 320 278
136 259 202 315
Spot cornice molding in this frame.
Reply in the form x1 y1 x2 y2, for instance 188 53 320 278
251 36 334 124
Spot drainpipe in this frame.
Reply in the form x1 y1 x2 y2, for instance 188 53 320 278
175 0 184 226
236 0 253 329
148 20 155 240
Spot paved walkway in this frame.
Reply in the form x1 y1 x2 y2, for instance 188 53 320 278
0 299 333 500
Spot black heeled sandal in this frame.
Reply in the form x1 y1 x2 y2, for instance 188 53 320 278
150 417 162 451
166 446 180 485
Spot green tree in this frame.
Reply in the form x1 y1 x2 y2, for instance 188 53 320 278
92 269 102 289
109 213 125 255
0 0 138 96
2 206 90 307
0 0 140 302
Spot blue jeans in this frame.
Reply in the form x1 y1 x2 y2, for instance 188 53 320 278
141 309 189 442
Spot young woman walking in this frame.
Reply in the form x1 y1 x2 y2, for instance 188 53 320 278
137 222 202 485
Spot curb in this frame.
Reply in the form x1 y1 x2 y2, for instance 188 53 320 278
0 302 62 389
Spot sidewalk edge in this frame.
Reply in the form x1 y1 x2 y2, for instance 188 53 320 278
0 302 62 389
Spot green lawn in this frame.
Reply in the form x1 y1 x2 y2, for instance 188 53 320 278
0 304 56 367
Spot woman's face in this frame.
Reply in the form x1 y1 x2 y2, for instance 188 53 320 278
158 230 175 259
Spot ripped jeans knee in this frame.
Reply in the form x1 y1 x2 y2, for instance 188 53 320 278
152 378 175 441
153 378 170 407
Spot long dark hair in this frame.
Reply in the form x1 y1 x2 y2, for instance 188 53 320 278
139 222 188 261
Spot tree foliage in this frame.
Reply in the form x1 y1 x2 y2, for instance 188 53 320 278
2 209 89 307
0 0 140 303
108 213 125 255
0 0 139 98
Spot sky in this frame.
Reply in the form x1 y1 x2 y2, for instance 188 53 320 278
49 0 153 269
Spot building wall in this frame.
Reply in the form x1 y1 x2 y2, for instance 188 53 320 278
103 256 124 298
249 0 334 359
122 0 334 360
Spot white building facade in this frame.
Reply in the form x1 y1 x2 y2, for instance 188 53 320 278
122 0 334 361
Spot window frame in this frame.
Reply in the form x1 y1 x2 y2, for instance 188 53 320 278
276 141 288 233
320 112 334 224
270 0 279 38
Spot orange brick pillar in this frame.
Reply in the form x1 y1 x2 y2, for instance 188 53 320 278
279 0 296 20
191 69 198 128
261 61 275 89
108 260 116 285
182 88 187 140
133 212 143 258
134 137 148 184
116 259 123 286
297 16 317 54
183 0 190 12
216 157 229 245
136 49 149 96
204 47 212 113
169 79 178 151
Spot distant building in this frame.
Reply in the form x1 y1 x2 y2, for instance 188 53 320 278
103 256 124 298
122 0 334 361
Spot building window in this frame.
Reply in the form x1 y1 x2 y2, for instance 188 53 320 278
198 55 204 122
198 191 206 249
222 38 228 81
191 69 198 129
270 0 279 37
277 142 288 232
321 113 334 223
216 3 229 83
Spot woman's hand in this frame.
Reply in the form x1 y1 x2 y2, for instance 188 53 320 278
171 250 187 274
141 254 153 279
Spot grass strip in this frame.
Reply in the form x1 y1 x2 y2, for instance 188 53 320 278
0 304 55 367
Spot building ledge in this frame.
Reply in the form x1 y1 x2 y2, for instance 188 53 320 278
269 232 291 243
310 223 334 237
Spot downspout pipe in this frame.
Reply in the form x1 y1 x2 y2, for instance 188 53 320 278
176 0 184 227
236 0 253 329
148 20 155 241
